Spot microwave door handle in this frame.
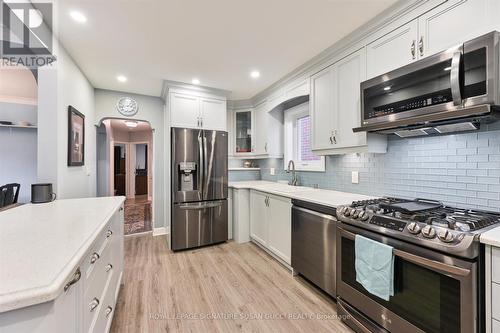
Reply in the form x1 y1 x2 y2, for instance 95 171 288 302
451 51 463 106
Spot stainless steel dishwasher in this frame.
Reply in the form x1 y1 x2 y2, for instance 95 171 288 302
291 199 337 298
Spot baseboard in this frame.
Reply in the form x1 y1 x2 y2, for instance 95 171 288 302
153 226 168 236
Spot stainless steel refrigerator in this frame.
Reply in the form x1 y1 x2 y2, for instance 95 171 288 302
171 127 228 251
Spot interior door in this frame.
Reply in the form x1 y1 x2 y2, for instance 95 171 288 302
250 190 268 246
201 130 228 201
310 65 336 151
200 98 227 130
366 20 418 79
267 195 292 264
170 93 200 129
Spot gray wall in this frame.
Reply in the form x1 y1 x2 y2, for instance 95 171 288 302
232 123 500 212
94 89 166 231
0 102 37 202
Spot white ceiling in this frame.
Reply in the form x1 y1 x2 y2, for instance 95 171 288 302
54 0 397 99
109 119 152 133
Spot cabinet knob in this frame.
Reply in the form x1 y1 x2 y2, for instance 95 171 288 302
105 263 113 272
64 267 81 292
106 229 113 238
90 252 100 264
89 298 100 312
418 36 424 56
105 306 113 317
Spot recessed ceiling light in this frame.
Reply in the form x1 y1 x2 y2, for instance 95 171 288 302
125 120 138 128
117 75 127 83
192 78 200 85
383 86 391 91
250 70 260 79
70 11 87 23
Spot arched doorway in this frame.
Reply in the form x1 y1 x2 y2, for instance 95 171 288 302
97 118 154 235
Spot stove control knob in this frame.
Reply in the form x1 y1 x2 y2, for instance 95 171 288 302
352 210 361 219
360 212 369 221
421 225 436 239
437 229 454 243
407 222 421 234
357 211 367 221
342 207 350 216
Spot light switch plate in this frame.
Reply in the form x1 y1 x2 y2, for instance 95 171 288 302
270 168 275 176
351 171 359 184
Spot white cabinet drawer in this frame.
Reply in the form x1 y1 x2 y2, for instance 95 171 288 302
93 272 116 333
493 247 500 284
82 222 115 282
493 319 500 333
83 243 114 333
493 282 500 321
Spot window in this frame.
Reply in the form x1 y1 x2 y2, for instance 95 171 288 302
284 102 325 172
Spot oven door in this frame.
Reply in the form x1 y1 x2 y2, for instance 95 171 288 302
337 223 477 333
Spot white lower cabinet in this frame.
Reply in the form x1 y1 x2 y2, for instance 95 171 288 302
486 245 500 333
0 206 124 333
232 188 251 243
249 190 292 265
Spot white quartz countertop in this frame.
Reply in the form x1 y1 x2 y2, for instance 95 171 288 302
229 181 375 208
480 226 500 247
0 197 125 313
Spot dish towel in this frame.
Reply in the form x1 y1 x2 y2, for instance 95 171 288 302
355 235 395 301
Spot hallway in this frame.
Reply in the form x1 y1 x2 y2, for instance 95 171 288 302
124 195 152 235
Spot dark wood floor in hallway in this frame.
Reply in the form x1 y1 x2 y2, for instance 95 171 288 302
110 234 352 333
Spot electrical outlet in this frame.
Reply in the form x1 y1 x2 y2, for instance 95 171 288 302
351 171 359 184
270 167 275 176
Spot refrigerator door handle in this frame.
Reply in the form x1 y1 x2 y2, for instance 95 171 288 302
198 132 204 195
178 201 224 210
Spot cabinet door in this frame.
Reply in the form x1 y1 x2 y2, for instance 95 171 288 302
234 110 253 154
227 110 233 157
267 195 292 264
253 102 268 155
418 0 491 58
310 65 336 151
250 190 268 246
366 20 418 79
335 48 367 148
200 98 226 131
170 93 200 128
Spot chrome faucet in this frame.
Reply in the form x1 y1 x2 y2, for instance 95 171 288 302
286 160 298 186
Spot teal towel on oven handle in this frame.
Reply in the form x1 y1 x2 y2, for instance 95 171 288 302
355 234 395 301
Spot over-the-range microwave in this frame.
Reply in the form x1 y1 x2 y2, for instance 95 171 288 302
355 31 500 137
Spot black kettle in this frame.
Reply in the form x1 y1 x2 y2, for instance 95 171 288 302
31 183 57 204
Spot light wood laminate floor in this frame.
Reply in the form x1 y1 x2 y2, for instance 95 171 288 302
110 235 352 333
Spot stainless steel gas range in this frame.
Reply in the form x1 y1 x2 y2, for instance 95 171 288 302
335 197 500 333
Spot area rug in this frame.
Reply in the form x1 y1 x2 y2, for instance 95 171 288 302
124 201 152 235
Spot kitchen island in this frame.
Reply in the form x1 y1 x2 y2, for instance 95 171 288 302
0 197 125 333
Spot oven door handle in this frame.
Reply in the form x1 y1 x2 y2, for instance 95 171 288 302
341 228 471 277
451 51 463 106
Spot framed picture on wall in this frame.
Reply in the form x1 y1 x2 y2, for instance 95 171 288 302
68 106 85 166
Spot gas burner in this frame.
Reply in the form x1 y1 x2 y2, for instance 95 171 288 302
336 197 500 258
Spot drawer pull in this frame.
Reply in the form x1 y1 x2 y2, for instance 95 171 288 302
105 306 113 317
105 263 113 272
89 298 100 312
106 229 113 238
90 252 100 264
63 267 81 292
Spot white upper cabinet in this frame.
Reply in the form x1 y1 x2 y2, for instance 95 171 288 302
226 109 234 156
200 98 227 131
170 91 227 131
418 0 492 57
335 49 367 149
310 65 337 151
311 48 387 154
366 20 419 79
253 102 268 155
170 93 200 129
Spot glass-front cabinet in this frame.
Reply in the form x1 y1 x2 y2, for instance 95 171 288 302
234 110 253 154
